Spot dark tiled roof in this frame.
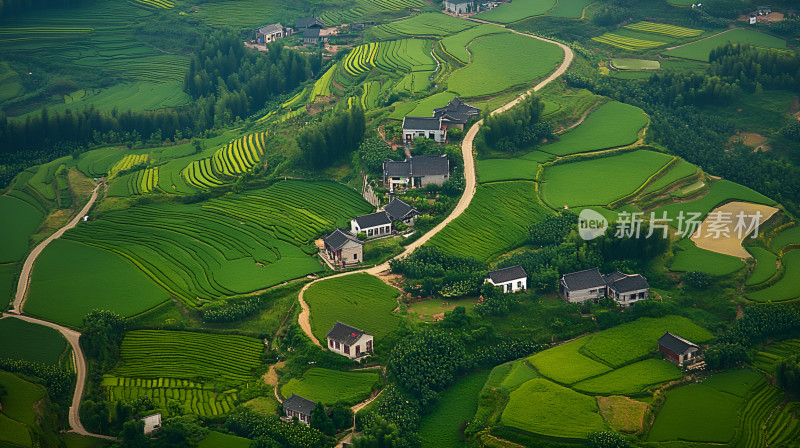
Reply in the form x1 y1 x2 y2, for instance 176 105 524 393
283 394 316 415
296 17 324 28
602 271 627 285
327 321 370 345
323 228 362 250
561 268 605 291
384 155 449 177
353 211 391 229
402 116 442 131
257 23 284 34
488 265 527 284
303 28 321 38
383 198 418 221
433 97 481 124
611 274 649 293
658 332 698 355
439 111 470 125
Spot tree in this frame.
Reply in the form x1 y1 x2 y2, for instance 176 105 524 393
587 431 627 448
120 420 150 448
352 415 401 448
310 403 335 436
775 355 800 396
684 271 712 290
329 404 353 432
704 343 749 370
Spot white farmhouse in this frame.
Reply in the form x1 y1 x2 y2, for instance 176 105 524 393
322 228 364 267
402 116 446 143
383 155 450 189
142 413 161 435
603 270 650 307
443 0 475 14
351 211 393 239
255 23 292 43
326 322 374 359
559 268 607 303
486 265 527 293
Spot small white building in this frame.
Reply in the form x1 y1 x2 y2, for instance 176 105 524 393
255 23 292 43
443 0 475 14
142 413 161 435
559 268 607 303
326 322 374 359
351 211 393 239
486 265 527 293
402 116 446 143
322 228 363 267
282 394 316 425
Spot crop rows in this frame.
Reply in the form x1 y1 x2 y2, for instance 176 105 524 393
375 39 436 72
371 13 474 39
282 87 307 109
752 339 800 372
62 180 372 302
318 0 426 25
736 382 782 448
591 33 666 50
116 167 160 195
343 42 379 76
104 377 238 417
765 402 800 446
108 154 148 179
309 64 337 102
133 0 174 9
116 330 262 384
182 158 223 189
625 21 702 38
211 132 267 176
361 0 427 10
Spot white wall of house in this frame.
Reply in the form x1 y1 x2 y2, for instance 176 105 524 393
444 0 473 14
403 128 446 143
327 334 374 359
560 284 606 303
351 221 392 238
487 277 527 293
608 287 649 307
285 409 311 425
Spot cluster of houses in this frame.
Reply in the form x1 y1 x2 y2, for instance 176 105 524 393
401 97 481 144
253 16 336 46
559 267 650 307
443 0 505 15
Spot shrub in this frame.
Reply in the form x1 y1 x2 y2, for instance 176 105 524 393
704 342 749 370
684 271 712 289
587 431 627 448
775 355 800 396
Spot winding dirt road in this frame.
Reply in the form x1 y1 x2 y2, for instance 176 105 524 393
298 33 574 346
3 182 112 439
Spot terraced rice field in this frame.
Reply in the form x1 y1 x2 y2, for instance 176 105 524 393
0 196 44 263
665 29 787 62
532 101 648 157
440 24 508 64
624 22 702 38
319 0 428 26
476 151 554 183
198 432 252 448
501 378 609 438
407 91 456 116
650 179 777 223
343 39 436 77
547 0 591 18
133 0 174 9
310 64 336 103
592 33 666 51
752 339 800 373
426 181 553 260
305 273 402 342
670 238 746 275
770 225 800 252
418 370 490 448
643 159 698 194
746 247 778 286
108 154 148 179
747 250 800 302
447 33 563 97
528 338 612 385
475 0 556 24
372 13 475 39
211 133 268 177
0 371 46 447
540 150 673 208
0 318 67 365
281 368 380 405
572 359 681 395
610 58 661 71
104 376 238 417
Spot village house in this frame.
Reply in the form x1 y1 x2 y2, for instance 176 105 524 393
604 271 650 307
322 228 363 267
433 97 481 129
254 23 292 44
443 0 475 14
486 265 527 293
303 27 334 45
283 394 316 425
142 413 161 435
658 332 700 367
382 197 419 226
402 116 446 143
295 17 325 30
326 322 374 359
559 268 651 307
383 155 450 189
559 268 607 303
351 211 393 239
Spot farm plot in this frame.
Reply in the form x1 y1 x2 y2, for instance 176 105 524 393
476 152 553 183
665 29 786 62
670 238 746 275
649 370 764 443
198 431 252 448
426 181 553 260
418 370 490 448
500 360 539 390
281 368 380 405
643 159 698 194
747 250 800 302
344 39 436 77
211 132 267 177
650 179 777 223
752 339 800 373
372 13 475 39
27 181 372 321
581 316 713 368
55 81 190 114
547 0 591 18
408 91 456 116
447 33 563 98
597 396 648 434
592 33 666 51
310 64 336 103
0 318 67 365
624 22 702 38
104 376 239 417
540 150 673 208
440 24 508 64
116 330 262 383
475 0 556 23
0 196 44 263
25 239 168 326
572 359 681 395
0 371 45 447
610 58 661 71
304 273 402 342
533 101 647 157
501 378 608 439
528 337 612 385
770 225 800 252
109 154 148 179
690 201 779 258
746 247 778 286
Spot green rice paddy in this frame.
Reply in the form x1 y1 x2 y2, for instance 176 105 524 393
670 238 746 276
0 196 44 263
572 359 681 395
610 58 661 71
281 368 380 405
475 0 556 24
528 337 612 385
747 250 800 302
440 24 509 64
665 29 787 62
372 13 475 39
0 318 67 365
745 247 778 286
643 159 699 194
418 370 490 448
197 431 252 448
547 0 591 18
770 225 800 252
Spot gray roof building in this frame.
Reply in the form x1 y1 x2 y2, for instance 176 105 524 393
433 97 481 125
561 268 606 291
611 274 649 293
296 17 325 29
323 228 363 250
327 322 369 346
283 394 316 416
257 23 285 35
658 332 699 355
487 265 527 284
384 155 450 178
383 198 418 222
402 116 443 131
353 211 392 229
602 270 627 285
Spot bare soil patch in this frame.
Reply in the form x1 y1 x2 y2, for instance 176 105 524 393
691 201 779 258
597 396 647 434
